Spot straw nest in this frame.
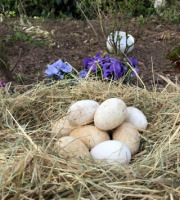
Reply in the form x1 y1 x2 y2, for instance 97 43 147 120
0 79 180 200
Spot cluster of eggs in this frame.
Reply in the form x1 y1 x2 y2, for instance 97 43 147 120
51 98 148 165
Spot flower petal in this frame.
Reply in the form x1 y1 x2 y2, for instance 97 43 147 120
83 52 103 71
45 65 59 77
52 59 64 70
79 70 88 78
131 67 140 78
60 63 72 73
113 61 122 78
0 81 6 87
103 70 110 78
128 57 138 67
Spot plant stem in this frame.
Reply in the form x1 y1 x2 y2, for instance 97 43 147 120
0 55 15 82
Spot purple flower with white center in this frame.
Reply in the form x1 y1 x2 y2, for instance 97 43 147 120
0 81 6 87
79 70 88 78
84 51 103 71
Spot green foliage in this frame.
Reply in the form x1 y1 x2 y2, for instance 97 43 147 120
0 48 15 82
159 2 180 24
77 0 154 20
14 32 28 41
0 0 16 12
0 0 78 18
4 11 16 18
2 29 46 47
166 45 180 69
13 31 45 46
24 0 78 18
117 0 154 17
0 0 17 17
1 0 180 22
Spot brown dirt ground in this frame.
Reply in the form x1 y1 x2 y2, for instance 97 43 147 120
0 18 180 90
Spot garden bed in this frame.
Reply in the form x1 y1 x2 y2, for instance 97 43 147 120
0 18 180 89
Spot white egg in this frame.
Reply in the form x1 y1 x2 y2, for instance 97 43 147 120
90 140 131 165
67 100 99 126
106 31 134 54
126 106 148 130
94 98 127 131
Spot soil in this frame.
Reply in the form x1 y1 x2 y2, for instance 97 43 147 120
0 17 180 90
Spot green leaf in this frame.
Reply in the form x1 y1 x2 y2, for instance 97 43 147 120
63 0 68 5
55 0 62 5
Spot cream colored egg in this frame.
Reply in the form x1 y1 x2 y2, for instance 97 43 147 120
51 117 76 138
70 125 110 150
94 98 127 131
126 106 148 130
67 100 99 126
113 122 140 155
90 140 131 165
55 136 90 159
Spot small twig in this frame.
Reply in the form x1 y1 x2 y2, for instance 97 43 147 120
123 54 146 90
76 2 98 36
133 150 147 158
0 57 15 82
11 46 34 72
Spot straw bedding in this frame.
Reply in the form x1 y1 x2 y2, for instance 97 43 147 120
0 79 180 199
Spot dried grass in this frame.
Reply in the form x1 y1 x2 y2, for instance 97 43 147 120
0 79 180 200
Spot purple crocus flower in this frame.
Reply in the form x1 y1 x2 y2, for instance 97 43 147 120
128 57 139 78
81 52 139 81
128 57 138 67
0 81 6 87
102 57 127 80
102 58 114 78
79 70 88 78
110 58 125 79
83 51 103 71
131 67 140 78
